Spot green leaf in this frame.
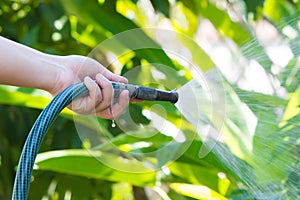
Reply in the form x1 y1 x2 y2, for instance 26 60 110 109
234 87 288 115
0 86 103 132
176 30 216 72
111 182 134 200
0 86 75 118
69 15 108 47
35 149 156 186
282 86 300 123
227 189 253 200
220 83 258 162
177 139 255 190
29 172 114 199
252 118 299 186
250 87 299 186
0 86 50 109
150 0 170 17
170 2 199 36
244 0 265 18
180 0 272 70
170 183 227 200
180 0 250 44
263 0 297 23
169 162 230 194
94 129 173 151
61 0 177 69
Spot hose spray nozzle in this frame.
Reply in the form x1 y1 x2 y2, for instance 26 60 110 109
111 82 179 104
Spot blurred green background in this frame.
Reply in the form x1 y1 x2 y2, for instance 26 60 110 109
0 0 299 199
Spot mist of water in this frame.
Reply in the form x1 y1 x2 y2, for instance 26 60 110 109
174 59 299 198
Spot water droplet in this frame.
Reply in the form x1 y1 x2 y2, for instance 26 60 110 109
111 120 116 128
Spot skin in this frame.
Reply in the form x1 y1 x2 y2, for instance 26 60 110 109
0 36 130 119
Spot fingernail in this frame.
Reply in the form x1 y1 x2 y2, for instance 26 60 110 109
84 76 90 83
123 90 130 101
121 77 128 84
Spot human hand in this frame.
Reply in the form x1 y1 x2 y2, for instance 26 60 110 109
0 37 129 119
50 55 130 119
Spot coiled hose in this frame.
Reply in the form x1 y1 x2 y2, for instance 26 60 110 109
12 81 178 199
12 82 88 199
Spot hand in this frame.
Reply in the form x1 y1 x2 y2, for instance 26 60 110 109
50 55 130 119
0 37 129 119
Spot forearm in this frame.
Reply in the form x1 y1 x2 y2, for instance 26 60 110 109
0 37 130 118
0 36 62 92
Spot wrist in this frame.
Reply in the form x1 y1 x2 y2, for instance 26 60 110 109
43 55 87 96
38 53 68 95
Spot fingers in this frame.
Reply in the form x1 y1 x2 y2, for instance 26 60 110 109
95 74 114 112
74 57 127 84
65 56 131 117
103 70 128 84
72 73 130 119
70 76 102 114
130 98 144 103
96 90 130 119
95 70 130 119
92 74 130 119
84 76 102 106
111 90 130 118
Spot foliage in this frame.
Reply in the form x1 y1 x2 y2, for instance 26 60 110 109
0 0 299 199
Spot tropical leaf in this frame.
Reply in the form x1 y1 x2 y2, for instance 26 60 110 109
1 0 300 199
170 183 227 200
179 0 272 70
168 162 230 194
61 0 177 69
35 149 156 187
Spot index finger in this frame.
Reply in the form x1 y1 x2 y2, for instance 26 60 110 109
103 70 128 84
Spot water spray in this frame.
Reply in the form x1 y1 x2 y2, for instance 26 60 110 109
12 81 178 199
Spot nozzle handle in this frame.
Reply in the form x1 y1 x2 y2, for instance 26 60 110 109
111 82 178 104
134 86 178 104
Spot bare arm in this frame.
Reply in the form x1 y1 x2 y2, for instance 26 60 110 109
0 36 62 91
0 36 129 119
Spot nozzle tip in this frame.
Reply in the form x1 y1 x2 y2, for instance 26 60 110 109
171 91 179 104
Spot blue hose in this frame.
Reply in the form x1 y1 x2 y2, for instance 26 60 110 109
12 80 178 199
12 82 89 200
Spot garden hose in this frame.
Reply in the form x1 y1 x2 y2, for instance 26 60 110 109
12 81 178 199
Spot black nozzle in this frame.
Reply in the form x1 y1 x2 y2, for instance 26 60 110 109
133 86 179 104
111 82 179 104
